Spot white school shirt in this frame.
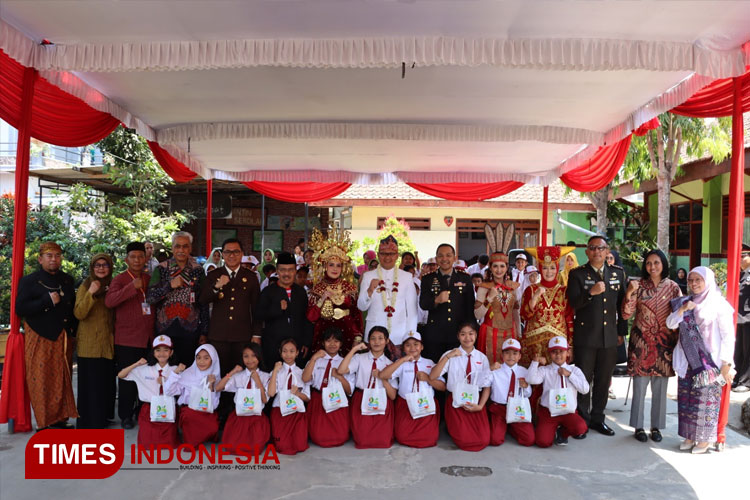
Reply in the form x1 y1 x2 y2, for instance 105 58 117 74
357 266 418 345
489 363 532 405
347 352 398 391
308 354 354 391
223 368 270 404
124 364 177 403
391 356 442 400
271 363 311 408
163 372 220 407
526 361 589 409
439 347 492 393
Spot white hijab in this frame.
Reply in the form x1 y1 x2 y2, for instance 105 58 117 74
688 266 734 328
180 343 221 407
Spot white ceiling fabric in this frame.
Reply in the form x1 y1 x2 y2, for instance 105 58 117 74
1 1 750 185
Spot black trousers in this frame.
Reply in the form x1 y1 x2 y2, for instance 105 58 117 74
574 345 618 425
114 345 147 422
162 322 199 367
734 322 750 389
76 357 115 429
211 339 248 426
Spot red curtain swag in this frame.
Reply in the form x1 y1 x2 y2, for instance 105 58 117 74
672 70 750 118
243 181 351 203
407 181 523 201
560 135 632 192
147 141 198 183
0 50 120 145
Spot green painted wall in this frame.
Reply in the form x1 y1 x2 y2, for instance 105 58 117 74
552 211 591 264
702 176 723 258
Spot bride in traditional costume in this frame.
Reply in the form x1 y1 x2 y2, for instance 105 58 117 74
519 246 575 367
306 227 363 352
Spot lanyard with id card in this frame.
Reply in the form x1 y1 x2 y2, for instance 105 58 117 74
128 270 151 315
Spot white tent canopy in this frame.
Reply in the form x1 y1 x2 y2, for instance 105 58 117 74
2 0 749 184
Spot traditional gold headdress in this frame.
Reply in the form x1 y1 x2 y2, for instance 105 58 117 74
309 227 355 284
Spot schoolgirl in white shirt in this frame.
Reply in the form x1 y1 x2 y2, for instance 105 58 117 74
118 335 180 449
163 343 221 446
338 326 398 449
214 342 270 454
488 338 534 446
301 327 354 447
430 321 492 451
267 338 311 455
379 331 445 448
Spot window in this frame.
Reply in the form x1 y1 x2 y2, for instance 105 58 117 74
721 194 750 252
669 201 702 253
377 217 431 231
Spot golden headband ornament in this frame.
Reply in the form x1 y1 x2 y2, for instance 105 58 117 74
489 252 508 264
309 227 355 284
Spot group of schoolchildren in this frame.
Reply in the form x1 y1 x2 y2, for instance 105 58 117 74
118 319 590 454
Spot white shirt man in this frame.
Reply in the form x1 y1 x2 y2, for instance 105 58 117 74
357 235 418 345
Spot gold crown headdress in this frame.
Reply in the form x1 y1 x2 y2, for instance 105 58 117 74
309 227 355 284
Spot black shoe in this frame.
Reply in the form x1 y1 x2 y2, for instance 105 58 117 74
634 428 648 442
589 421 615 436
122 418 135 430
554 428 568 446
48 420 74 429
572 433 587 440
650 429 663 442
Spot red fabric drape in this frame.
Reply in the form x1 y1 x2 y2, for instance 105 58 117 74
0 67 36 432
243 181 351 203
633 117 661 136
672 71 750 118
406 181 524 201
0 50 120 145
560 135 633 192
146 141 198 183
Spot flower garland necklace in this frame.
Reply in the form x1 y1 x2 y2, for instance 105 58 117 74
376 266 399 331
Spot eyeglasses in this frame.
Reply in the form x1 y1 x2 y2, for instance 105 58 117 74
587 246 609 252
222 249 242 256
93 263 110 269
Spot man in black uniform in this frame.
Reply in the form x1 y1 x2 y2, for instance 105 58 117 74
255 252 311 369
732 243 750 392
567 235 627 436
419 243 477 363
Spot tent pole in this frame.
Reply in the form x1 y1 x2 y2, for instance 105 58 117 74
206 179 213 255
261 194 265 253
541 186 549 246
0 67 36 433
717 76 745 446
304 202 309 248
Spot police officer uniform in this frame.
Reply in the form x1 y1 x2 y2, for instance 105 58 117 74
566 262 627 432
419 269 477 363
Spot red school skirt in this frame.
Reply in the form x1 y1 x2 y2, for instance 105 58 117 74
178 406 219 446
394 396 440 448
350 390 394 449
221 410 270 454
270 407 309 455
444 394 490 452
308 390 350 448
488 403 535 447
138 403 180 449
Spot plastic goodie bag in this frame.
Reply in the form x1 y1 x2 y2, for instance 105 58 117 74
322 377 349 413
361 372 387 416
279 371 306 417
452 372 480 409
406 372 436 419
548 373 577 416
505 378 531 424
235 377 263 416
150 394 176 423
188 378 215 413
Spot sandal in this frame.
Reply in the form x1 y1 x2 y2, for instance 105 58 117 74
634 429 648 442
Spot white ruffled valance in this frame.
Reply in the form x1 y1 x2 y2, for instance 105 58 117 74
1 20 747 78
157 122 604 146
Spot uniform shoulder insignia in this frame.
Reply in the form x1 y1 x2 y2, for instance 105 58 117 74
423 271 437 277
610 264 624 270
572 265 586 271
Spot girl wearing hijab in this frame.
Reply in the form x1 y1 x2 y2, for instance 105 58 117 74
260 248 277 281
621 249 681 443
204 247 224 274
74 253 115 429
666 267 736 454
164 344 221 446
558 252 579 287
675 268 689 295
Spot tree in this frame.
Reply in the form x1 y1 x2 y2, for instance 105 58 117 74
622 113 731 251
587 185 610 235
349 216 417 266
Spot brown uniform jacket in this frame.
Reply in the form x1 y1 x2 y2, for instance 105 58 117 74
200 266 261 341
